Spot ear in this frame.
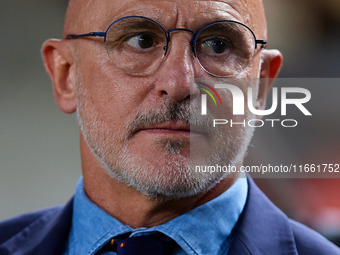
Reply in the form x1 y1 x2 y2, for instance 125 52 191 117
256 49 283 115
42 39 77 114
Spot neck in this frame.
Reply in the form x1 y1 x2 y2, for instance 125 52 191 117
80 136 239 228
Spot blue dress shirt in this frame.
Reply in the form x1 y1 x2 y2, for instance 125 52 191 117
64 175 248 255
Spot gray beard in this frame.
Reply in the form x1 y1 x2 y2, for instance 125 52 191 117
76 75 255 201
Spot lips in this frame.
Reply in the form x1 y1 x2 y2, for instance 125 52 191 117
134 121 204 136
143 121 189 131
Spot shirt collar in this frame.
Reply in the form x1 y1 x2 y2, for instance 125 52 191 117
69 178 133 255
154 174 248 255
70 175 247 255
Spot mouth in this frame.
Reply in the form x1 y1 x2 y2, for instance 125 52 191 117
133 121 205 137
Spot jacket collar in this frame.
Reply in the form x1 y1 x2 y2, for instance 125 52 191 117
0 198 73 255
228 178 298 255
1 178 300 255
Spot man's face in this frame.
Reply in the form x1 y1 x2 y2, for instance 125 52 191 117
73 0 264 200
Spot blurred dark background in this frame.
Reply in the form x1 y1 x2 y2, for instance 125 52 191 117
1 0 340 246
248 0 340 246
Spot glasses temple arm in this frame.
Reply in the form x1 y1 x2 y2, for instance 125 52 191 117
255 40 267 49
66 32 106 39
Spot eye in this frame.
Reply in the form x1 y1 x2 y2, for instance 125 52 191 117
126 33 155 49
200 39 231 54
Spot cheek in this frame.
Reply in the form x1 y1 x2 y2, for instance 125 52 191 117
76 47 157 126
247 53 262 78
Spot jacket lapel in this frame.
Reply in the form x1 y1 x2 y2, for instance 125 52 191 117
1 179 301 255
227 178 298 255
0 198 73 255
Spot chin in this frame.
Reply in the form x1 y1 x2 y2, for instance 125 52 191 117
103 152 226 201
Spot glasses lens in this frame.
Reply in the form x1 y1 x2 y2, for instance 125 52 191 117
105 17 167 74
195 21 256 77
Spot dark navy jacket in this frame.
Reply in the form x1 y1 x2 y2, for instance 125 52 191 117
1 178 339 255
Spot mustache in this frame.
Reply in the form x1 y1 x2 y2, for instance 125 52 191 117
125 99 215 139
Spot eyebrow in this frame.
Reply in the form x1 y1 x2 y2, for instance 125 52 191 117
111 19 164 33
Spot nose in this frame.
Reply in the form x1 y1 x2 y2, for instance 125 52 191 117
154 31 202 102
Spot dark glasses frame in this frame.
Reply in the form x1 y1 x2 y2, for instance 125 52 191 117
66 16 267 76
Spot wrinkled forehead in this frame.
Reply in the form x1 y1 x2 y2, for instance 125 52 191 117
64 0 266 38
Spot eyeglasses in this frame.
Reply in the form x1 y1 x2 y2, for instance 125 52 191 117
67 16 267 77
